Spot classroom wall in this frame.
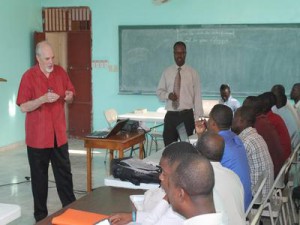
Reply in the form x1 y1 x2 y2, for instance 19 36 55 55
2 0 299 147
0 0 42 147
40 0 300 132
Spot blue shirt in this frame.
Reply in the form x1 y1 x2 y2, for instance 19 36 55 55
219 130 252 211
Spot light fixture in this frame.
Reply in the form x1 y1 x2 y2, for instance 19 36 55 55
0 78 7 82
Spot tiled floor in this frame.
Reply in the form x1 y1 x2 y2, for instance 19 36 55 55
0 138 294 225
0 138 125 225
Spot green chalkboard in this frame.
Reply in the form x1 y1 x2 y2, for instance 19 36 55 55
119 25 300 96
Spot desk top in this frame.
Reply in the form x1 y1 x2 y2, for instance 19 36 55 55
36 186 144 225
84 131 145 149
118 111 165 123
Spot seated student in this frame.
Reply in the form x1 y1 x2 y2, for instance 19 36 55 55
195 131 246 225
195 104 252 211
258 92 291 159
291 83 300 119
271 84 300 147
243 96 285 177
231 106 274 200
219 84 241 113
109 142 227 225
167 150 224 225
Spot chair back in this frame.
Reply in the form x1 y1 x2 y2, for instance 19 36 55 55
275 144 300 189
104 108 118 128
249 160 290 225
246 172 267 217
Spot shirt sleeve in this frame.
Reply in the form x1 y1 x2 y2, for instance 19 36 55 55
156 72 169 101
193 71 204 120
16 72 32 106
137 199 169 225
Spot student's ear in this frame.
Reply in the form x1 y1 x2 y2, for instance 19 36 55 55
178 188 186 202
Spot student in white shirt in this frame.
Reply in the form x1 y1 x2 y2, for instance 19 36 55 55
219 84 240 113
167 149 224 225
109 142 227 225
195 131 246 225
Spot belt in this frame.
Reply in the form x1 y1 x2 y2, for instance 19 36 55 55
167 109 192 114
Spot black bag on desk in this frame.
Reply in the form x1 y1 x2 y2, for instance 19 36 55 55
121 120 139 132
111 157 161 185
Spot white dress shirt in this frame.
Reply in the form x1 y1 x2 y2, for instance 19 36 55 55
295 101 300 120
272 104 300 148
219 95 241 113
211 162 246 225
136 187 228 225
156 64 204 120
184 213 224 225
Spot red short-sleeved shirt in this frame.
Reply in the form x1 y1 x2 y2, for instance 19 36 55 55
16 64 75 149
254 114 285 177
266 111 291 159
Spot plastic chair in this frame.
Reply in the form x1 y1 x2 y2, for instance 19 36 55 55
147 107 166 156
250 159 292 225
285 143 300 224
246 172 267 220
104 108 118 129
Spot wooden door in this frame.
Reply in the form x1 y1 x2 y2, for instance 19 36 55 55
67 31 92 137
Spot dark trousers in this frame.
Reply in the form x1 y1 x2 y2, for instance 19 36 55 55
163 109 195 146
27 141 76 222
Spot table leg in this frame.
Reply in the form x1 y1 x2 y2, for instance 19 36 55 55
139 142 144 159
109 150 114 161
119 150 124 158
86 147 92 192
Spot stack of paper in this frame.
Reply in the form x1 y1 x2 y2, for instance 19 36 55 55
134 108 147 114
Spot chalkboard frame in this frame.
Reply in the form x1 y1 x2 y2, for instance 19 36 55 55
119 24 300 96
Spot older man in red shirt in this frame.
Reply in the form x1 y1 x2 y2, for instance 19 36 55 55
16 41 76 222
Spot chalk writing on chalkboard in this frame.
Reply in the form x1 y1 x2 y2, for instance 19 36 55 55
119 25 300 96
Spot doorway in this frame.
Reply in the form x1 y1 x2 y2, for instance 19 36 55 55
34 7 92 138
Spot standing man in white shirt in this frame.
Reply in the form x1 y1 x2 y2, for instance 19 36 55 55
219 84 240 113
157 41 203 146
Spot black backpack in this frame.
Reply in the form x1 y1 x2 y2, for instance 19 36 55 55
111 157 161 185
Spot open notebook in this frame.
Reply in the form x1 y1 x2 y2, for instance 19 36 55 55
86 119 129 139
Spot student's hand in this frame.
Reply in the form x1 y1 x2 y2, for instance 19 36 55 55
64 90 74 103
109 213 132 225
168 92 178 101
195 120 207 135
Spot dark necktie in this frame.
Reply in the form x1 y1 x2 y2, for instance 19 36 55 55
172 67 181 109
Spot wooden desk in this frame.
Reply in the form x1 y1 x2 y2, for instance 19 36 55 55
36 186 145 225
84 131 146 192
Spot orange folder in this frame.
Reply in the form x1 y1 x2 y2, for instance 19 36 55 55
52 208 109 225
